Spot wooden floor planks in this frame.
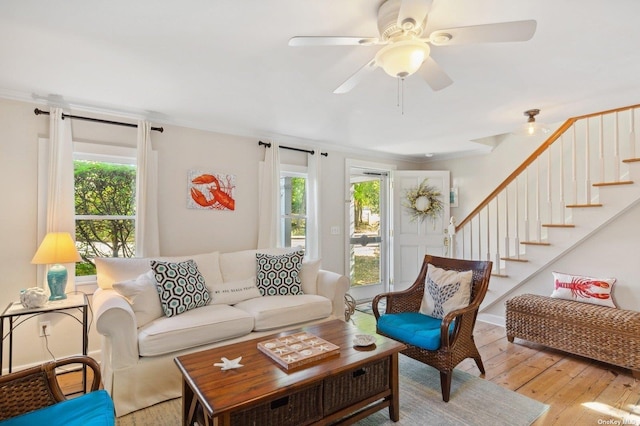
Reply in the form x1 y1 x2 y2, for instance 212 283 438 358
53 310 639 425
350 310 640 425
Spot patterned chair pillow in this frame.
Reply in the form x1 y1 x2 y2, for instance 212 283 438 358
256 250 304 296
419 264 473 319
150 259 210 317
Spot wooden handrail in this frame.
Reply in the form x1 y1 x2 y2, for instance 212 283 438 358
455 103 640 232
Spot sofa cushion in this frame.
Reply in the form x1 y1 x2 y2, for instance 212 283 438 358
95 251 223 294
210 277 261 305
138 304 254 356
256 251 304 296
112 271 163 327
218 248 295 283
233 295 332 331
300 258 321 294
151 260 210 317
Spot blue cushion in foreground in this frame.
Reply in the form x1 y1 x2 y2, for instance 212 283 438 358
378 312 454 350
0 390 114 426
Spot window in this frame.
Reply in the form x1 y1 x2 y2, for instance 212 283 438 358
280 166 307 250
73 143 137 280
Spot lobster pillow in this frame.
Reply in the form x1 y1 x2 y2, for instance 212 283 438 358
550 271 617 308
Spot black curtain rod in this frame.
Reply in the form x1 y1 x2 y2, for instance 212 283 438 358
258 141 328 157
34 108 164 133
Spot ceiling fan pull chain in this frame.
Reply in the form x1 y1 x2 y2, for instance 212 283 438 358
401 77 405 115
397 78 400 108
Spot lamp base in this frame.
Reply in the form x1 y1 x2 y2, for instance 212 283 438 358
47 264 68 301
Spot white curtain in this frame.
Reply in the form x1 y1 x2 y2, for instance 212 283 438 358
306 152 321 259
257 142 281 249
135 121 160 257
40 107 76 287
46 108 75 233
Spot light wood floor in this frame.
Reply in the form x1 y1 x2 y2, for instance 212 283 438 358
351 310 640 425
57 311 640 425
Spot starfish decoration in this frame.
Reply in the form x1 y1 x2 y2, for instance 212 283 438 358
427 275 461 318
213 357 243 371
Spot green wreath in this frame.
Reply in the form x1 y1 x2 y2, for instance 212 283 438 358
403 179 443 223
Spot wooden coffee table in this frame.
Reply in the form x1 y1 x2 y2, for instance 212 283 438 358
174 319 406 426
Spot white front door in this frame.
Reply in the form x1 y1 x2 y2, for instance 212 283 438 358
392 170 450 292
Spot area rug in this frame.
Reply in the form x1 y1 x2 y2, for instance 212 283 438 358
117 355 547 426
355 299 385 315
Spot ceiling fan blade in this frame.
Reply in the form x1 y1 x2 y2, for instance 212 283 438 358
289 36 379 47
429 20 537 46
397 0 433 31
333 59 378 94
418 57 453 91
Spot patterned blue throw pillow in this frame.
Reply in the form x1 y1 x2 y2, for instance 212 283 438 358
256 251 304 296
150 259 210 317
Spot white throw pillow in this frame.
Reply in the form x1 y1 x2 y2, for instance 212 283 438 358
550 271 617 308
419 264 473 319
300 258 321 294
113 271 163 327
210 277 262 305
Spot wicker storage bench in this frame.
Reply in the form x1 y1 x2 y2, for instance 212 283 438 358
505 294 640 378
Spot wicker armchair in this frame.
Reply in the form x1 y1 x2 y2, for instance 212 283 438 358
372 255 492 402
0 355 112 424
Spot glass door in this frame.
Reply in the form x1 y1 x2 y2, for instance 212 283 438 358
347 167 389 302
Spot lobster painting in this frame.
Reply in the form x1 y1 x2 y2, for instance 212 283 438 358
554 276 611 300
188 172 236 211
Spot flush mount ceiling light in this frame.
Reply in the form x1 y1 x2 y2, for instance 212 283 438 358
522 109 551 136
375 39 430 78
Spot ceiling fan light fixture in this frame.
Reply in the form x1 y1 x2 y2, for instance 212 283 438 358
376 40 430 78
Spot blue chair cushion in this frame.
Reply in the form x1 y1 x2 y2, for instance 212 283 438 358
378 312 454 350
0 390 114 426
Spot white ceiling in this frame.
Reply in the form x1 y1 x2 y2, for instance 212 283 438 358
2 0 640 160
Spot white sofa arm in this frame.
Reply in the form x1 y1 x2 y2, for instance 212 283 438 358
316 269 350 320
93 288 140 369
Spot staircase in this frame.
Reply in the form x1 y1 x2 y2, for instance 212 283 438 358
450 104 640 322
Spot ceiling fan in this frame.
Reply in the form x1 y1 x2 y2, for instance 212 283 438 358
289 0 536 94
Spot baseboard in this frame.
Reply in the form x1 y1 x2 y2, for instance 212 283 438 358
477 313 505 327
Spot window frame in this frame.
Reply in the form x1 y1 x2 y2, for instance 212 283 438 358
280 164 308 250
73 142 137 286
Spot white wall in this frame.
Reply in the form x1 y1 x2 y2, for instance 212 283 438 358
0 97 417 371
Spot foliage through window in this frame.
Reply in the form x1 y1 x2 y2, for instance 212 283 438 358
280 170 306 250
74 147 137 277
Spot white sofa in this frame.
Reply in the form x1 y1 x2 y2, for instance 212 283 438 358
92 249 349 416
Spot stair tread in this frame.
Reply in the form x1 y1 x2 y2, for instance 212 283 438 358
593 180 634 187
492 272 509 278
565 203 603 208
520 241 551 246
542 224 576 228
622 158 640 163
500 257 528 262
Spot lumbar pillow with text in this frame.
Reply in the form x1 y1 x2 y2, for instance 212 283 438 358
419 264 473 319
150 259 210 317
210 277 262 305
256 250 304 296
550 271 617 308
112 270 163 327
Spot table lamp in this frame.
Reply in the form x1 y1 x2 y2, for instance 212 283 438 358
31 232 82 301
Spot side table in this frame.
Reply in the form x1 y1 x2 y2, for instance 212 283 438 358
0 293 89 388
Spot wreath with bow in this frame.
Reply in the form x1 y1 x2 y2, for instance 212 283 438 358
403 178 443 223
